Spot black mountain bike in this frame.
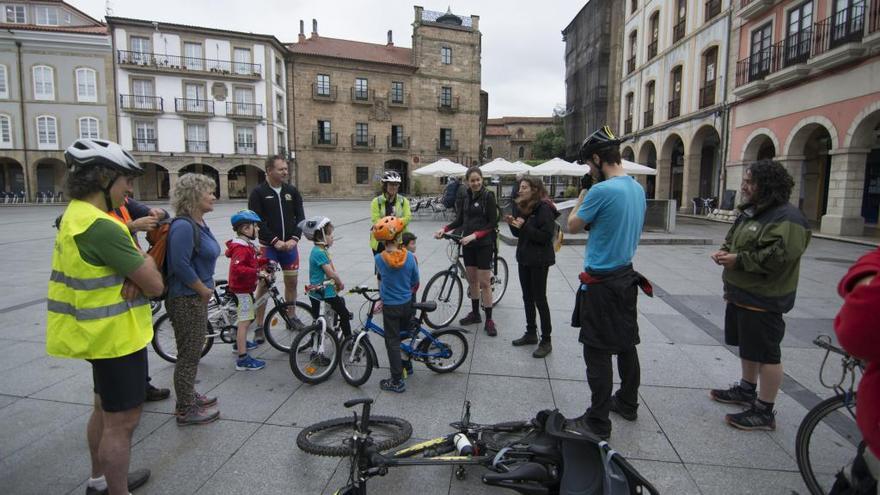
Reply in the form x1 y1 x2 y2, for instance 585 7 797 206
796 335 864 495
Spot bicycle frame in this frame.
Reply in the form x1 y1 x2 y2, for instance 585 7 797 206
350 294 453 362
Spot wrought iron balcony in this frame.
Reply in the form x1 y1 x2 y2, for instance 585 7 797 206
437 95 460 113
668 98 681 119
699 81 716 108
705 0 721 22
627 55 636 74
673 20 686 43
388 135 410 150
174 98 214 116
624 117 633 135
226 102 263 120
235 141 256 155
117 50 262 79
277 146 287 157
120 94 163 113
643 109 654 128
311 131 337 147
132 137 157 152
735 47 773 86
813 4 866 57
351 87 374 104
647 40 658 59
312 84 337 102
351 134 376 150
436 139 459 153
186 140 208 153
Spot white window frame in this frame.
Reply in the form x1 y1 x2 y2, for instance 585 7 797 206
75 68 98 103
0 65 8 99
0 115 12 147
5 5 25 24
236 126 255 154
35 6 59 26
33 66 55 101
184 42 203 71
78 117 100 139
134 121 157 152
233 47 252 75
36 115 58 150
185 123 208 152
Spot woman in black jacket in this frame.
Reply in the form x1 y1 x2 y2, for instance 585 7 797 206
505 176 557 358
434 167 500 336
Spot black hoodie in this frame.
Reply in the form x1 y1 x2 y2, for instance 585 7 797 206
509 199 559 267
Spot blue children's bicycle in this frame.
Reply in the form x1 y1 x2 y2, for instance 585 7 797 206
289 285 469 386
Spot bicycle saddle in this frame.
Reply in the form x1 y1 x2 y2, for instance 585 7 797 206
412 301 437 313
483 462 551 484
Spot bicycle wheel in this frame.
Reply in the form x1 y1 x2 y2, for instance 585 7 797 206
422 270 463 329
796 393 861 495
480 423 537 452
491 256 509 306
151 313 214 363
297 415 413 457
338 333 375 387
263 301 316 352
289 324 339 384
417 328 469 373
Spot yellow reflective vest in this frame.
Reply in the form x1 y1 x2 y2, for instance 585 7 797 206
47 199 153 359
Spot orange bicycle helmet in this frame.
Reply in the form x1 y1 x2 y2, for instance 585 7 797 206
372 216 405 241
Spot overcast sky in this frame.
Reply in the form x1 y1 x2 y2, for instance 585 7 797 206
76 0 585 118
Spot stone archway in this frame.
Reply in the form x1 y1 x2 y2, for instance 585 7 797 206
622 146 635 161
139 163 170 200
742 133 777 163
180 163 221 199
660 134 685 206
844 105 880 227
689 125 722 201
784 123 833 224
0 158 25 196
34 158 65 201
384 159 409 194
228 164 265 199
637 141 657 199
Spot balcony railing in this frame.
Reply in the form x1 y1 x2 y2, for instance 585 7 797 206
235 141 256 155
436 139 459 153
705 0 721 22
735 46 774 86
276 110 284 123
120 94 163 113
627 55 636 74
388 93 409 107
312 84 337 102
311 131 337 147
277 146 287 157
437 95 460 112
644 109 654 128
351 87 374 104
668 98 681 119
388 135 410 150
132 137 157 152
784 29 813 65
673 20 686 42
647 40 658 59
117 50 261 78
624 117 633 134
813 4 866 57
351 134 376 149
186 140 208 153
226 102 262 119
175 98 214 116
699 81 716 108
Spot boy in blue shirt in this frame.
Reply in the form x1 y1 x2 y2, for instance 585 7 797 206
372 216 419 393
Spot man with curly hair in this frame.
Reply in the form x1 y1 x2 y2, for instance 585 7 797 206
709 160 811 431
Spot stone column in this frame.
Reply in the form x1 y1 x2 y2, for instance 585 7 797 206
775 155 806 208
655 158 671 200
168 171 179 196
218 172 230 201
25 159 37 202
681 154 702 213
820 148 868 236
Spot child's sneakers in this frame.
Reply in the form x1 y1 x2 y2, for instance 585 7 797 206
380 378 406 393
235 355 266 371
232 340 259 353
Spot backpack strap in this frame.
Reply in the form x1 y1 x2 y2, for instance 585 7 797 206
171 216 201 256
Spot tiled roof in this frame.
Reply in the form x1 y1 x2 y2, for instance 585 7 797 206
289 36 414 68
487 117 555 125
485 126 510 136
0 23 107 35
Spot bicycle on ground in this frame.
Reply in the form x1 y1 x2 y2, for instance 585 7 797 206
151 261 314 362
421 232 509 329
796 334 865 495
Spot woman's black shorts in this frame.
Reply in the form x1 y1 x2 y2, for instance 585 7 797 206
462 244 493 270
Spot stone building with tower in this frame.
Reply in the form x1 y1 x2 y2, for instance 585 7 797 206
287 7 482 198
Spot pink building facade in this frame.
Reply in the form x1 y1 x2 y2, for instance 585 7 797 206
728 0 880 235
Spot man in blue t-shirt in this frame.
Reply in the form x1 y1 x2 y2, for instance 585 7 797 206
566 126 646 440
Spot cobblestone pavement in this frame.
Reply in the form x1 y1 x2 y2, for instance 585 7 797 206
0 201 872 494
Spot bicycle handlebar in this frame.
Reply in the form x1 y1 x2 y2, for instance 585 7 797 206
304 279 337 292
349 286 380 295
813 335 848 357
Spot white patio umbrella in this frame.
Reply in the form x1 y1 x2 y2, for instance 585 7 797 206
526 157 590 177
412 158 467 178
622 159 657 175
480 158 531 176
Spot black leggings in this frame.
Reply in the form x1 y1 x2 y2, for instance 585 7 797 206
309 296 352 338
518 264 551 339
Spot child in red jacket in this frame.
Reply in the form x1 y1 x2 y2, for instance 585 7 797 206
835 247 880 488
226 210 268 371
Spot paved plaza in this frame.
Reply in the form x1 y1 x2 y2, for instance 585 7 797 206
0 200 873 494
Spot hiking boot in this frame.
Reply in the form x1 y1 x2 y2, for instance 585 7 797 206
85 468 151 495
459 311 482 325
232 340 259 352
609 395 638 421
512 333 538 346
194 392 217 408
565 413 610 441
145 384 170 402
725 405 776 431
532 340 552 358
709 383 757 406
380 378 406 393
176 405 220 426
235 355 266 371
484 319 498 337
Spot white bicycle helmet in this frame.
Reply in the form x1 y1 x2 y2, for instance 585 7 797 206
298 216 332 242
381 170 402 183
65 138 143 176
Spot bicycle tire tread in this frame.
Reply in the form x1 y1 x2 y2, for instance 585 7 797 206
297 415 413 457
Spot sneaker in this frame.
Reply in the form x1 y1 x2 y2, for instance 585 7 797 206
145 384 170 402
459 311 482 325
402 360 414 377
484 319 498 337
609 395 638 421
236 355 266 371
564 413 610 440
194 392 217 408
380 378 406 393
725 405 776 431
532 340 552 358
512 333 538 346
232 340 259 352
253 330 266 345
309 352 332 367
709 383 757 406
176 405 220 426
291 316 306 330
85 468 151 495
